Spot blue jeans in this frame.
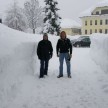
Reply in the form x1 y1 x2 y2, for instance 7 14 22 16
40 60 49 77
59 53 71 76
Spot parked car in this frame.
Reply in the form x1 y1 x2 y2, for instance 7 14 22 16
72 36 91 47
71 39 77 45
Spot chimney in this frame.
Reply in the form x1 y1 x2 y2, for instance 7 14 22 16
0 18 2 23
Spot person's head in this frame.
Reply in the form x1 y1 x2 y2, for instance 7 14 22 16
43 33 48 40
60 31 66 39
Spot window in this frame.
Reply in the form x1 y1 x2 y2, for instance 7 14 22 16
101 9 108 14
96 11 99 15
90 20 92 25
100 20 102 25
99 29 102 33
105 19 108 25
92 11 99 15
105 29 108 34
95 29 97 33
72 28 80 33
85 21 87 26
85 30 87 34
90 29 92 34
82 38 90 42
95 20 97 25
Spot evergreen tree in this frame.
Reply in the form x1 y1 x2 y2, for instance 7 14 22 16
43 0 61 36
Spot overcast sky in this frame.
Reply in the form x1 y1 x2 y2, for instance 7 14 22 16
0 0 103 22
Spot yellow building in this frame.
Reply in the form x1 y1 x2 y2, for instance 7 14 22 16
80 2 108 35
61 19 81 36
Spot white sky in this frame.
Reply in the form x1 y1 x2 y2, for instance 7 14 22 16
0 0 103 22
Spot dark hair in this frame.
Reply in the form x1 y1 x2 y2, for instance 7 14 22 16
60 31 66 38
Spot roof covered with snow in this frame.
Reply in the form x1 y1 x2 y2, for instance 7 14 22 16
61 18 81 28
97 0 108 7
79 7 95 17
80 0 108 17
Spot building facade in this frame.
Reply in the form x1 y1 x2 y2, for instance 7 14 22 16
80 6 108 35
61 27 81 36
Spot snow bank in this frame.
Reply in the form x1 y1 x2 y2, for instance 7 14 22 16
0 24 108 108
0 24 41 107
0 23 40 72
90 33 108 73
0 24 59 108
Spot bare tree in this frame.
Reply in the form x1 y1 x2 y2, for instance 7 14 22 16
4 0 27 31
24 0 43 34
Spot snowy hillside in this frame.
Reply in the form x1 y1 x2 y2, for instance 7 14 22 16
0 24 108 108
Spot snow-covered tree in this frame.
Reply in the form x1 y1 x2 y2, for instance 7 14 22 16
4 1 27 31
24 0 43 34
43 0 61 36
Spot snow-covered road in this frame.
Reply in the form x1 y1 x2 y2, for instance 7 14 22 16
0 24 108 108
0 44 108 108
41 48 108 108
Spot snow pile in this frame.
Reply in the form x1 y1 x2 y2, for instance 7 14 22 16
61 18 81 28
0 23 108 108
0 24 60 108
90 34 108 73
0 24 41 108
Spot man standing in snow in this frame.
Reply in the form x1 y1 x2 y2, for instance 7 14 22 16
37 33 53 78
56 31 72 78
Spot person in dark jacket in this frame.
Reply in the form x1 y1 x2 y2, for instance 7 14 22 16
37 33 53 78
56 31 72 78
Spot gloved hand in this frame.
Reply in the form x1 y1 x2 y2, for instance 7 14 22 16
67 54 72 61
70 54 72 58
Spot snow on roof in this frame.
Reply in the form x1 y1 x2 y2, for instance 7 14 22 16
80 0 108 17
61 18 81 28
79 7 95 17
97 0 108 7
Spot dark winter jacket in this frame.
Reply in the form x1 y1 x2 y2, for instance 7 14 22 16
56 38 72 55
37 40 53 60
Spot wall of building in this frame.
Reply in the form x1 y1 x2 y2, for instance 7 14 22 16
92 6 108 15
81 15 108 35
61 28 72 35
61 28 81 36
